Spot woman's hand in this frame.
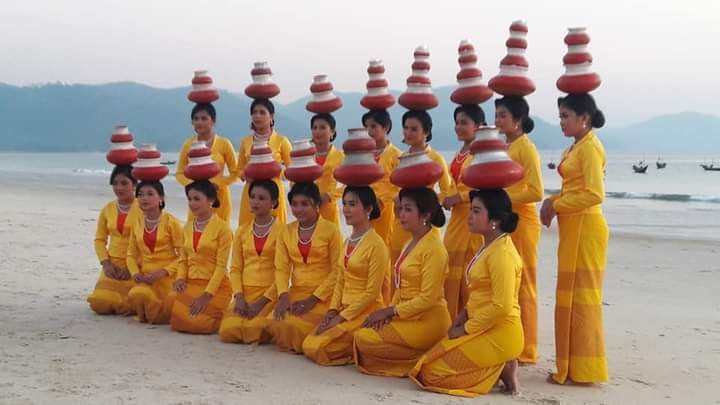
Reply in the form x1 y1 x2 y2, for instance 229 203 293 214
143 269 168 285
115 267 131 281
173 279 187 293
233 293 249 317
290 295 320 316
273 293 290 320
442 194 462 210
315 309 340 335
244 297 270 319
133 273 147 284
448 324 468 339
540 198 557 228
362 306 396 330
101 260 118 279
320 193 331 205
190 292 213 317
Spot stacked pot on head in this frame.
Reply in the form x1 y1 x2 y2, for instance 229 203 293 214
132 144 169 183
106 124 138 167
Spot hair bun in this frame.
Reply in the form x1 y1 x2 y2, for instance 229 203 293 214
592 109 605 128
522 117 534 133
430 206 446 228
500 212 519 233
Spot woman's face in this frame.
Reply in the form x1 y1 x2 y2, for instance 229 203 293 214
187 189 213 218
342 191 370 227
397 196 428 233
311 118 334 146
559 106 589 138
112 174 135 202
468 197 494 234
454 111 479 143
402 117 427 148
137 185 163 213
249 186 275 217
290 194 318 224
494 105 518 135
192 110 214 135
252 105 273 131
364 118 388 146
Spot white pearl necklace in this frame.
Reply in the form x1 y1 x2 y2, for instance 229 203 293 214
465 233 508 286
344 229 370 266
252 217 275 239
194 217 211 232
117 202 131 213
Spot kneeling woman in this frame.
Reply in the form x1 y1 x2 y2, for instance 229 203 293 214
126 181 184 324
171 180 233 334
88 165 142 315
303 186 388 365
269 182 343 353
410 189 523 397
353 188 451 377
219 180 282 343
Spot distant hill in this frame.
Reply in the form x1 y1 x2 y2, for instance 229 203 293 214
1 82 718 153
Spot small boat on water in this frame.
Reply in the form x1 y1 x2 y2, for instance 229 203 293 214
547 160 556 170
656 158 666 169
633 160 648 174
700 162 720 171
161 160 176 166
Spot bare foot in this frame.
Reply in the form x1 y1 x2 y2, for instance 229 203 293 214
500 359 520 395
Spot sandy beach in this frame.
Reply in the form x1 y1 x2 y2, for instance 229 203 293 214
1 172 719 404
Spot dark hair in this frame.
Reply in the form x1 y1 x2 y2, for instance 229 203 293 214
185 179 220 208
109 165 136 185
402 110 433 143
469 189 519 233
343 186 381 220
250 98 276 130
398 187 445 227
249 179 280 209
288 182 321 207
453 104 486 126
495 96 534 133
311 113 337 142
361 109 392 134
136 181 166 210
557 93 605 128
191 103 217 122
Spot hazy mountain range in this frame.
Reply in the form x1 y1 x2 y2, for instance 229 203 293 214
1 82 718 154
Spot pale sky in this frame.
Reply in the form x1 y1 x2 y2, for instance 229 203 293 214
3 0 718 127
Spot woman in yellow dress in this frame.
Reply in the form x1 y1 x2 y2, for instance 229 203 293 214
236 99 292 227
389 111 451 266
441 104 486 321
354 187 451 377
540 93 609 384
411 188 524 397
219 180 282 343
362 109 401 245
303 186 387 365
269 182 343 353
171 180 233 334
175 103 238 222
87 165 142 315
495 95 544 364
311 113 344 226
126 181 183 324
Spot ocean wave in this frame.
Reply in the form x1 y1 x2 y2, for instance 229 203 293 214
72 168 112 175
544 189 720 204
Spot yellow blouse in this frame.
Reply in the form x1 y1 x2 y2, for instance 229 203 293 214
176 215 232 295
370 143 401 203
228 219 282 300
316 145 345 206
274 218 343 301
330 229 387 320
447 151 474 204
126 212 184 276
550 131 606 215
175 134 238 188
393 231 448 319
506 134 544 212
235 131 292 180
425 146 452 202
464 235 522 334
94 200 142 263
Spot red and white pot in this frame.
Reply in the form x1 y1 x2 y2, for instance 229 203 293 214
488 20 536 97
285 139 323 183
360 59 396 110
306 74 343 113
244 61 281 99
451 40 493 105
390 150 442 188
461 126 524 189
334 128 384 186
187 70 220 104
244 138 282 180
106 124 138 165
184 141 221 180
132 144 169 182
398 45 438 110
556 27 602 94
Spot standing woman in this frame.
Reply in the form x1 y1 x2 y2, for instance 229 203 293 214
171 179 233 334
176 71 238 222
269 182 343 353
411 189 524 397
219 180 282 344
495 96 543 364
442 104 486 321
353 188 451 377
126 150 183 324
88 164 142 315
541 27 609 385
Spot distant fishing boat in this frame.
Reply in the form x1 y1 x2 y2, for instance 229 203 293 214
700 162 720 171
633 160 648 174
656 157 666 169
547 160 556 170
161 160 176 166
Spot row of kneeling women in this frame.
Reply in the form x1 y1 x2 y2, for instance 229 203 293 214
88 93 609 396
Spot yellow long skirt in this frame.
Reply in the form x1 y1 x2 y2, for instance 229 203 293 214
218 285 275 344
267 286 329 354
553 212 609 384
170 279 232 334
511 205 541 364
127 274 175 324
443 203 484 321
238 178 287 227
302 303 382 366
87 257 134 315
410 316 523 397
353 303 451 377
